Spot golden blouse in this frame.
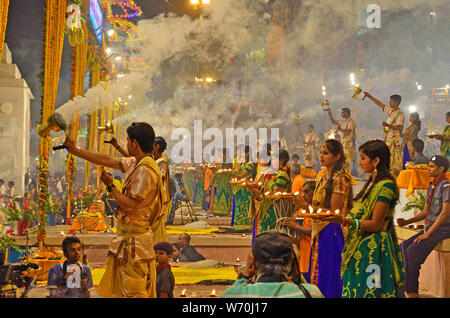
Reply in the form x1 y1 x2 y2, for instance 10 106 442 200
311 169 352 241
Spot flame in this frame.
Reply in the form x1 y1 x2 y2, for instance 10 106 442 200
211 289 216 296
317 208 322 214
294 192 300 195
308 206 314 214
236 257 240 262
265 192 270 196
335 209 340 214
181 289 186 296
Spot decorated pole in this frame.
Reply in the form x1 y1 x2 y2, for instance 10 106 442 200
85 49 101 189
38 0 68 251
66 24 88 223
0 0 10 59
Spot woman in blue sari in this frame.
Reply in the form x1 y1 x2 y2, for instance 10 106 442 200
291 139 353 298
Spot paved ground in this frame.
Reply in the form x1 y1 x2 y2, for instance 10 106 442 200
20 284 231 298
16 282 439 298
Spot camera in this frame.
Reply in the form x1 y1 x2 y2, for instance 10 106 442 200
0 263 39 298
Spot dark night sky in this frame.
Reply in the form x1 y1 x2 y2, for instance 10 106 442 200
4 0 186 156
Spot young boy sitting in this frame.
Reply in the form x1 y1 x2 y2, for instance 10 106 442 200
397 155 450 298
410 139 429 165
154 242 175 298
47 236 93 298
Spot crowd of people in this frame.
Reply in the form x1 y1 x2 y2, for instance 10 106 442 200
1 90 449 299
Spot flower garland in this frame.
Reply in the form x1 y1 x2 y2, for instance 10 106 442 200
38 0 68 250
85 55 100 189
65 24 89 222
0 0 10 59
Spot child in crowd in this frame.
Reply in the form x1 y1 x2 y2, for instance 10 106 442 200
47 236 93 298
154 242 175 298
398 155 450 298
282 180 316 275
291 154 301 179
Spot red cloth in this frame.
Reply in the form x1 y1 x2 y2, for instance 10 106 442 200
156 262 171 274
428 174 448 204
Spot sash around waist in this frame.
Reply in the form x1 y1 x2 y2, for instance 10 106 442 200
117 222 151 237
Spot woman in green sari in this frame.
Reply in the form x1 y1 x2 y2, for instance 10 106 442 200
231 146 257 231
212 149 234 216
246 144 275 243
322 140 405 298
259 149 291 233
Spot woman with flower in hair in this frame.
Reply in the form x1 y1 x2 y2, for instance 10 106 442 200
290 139 352 298
323 139 405 298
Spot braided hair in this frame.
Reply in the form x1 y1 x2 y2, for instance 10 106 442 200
354 140 396 202
278 149 291 176
322 139 353 211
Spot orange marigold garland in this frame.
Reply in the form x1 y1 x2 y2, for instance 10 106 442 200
38 0 67 251
0 0 10 59
66 25 88 222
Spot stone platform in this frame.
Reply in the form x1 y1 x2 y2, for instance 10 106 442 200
13 205 252 265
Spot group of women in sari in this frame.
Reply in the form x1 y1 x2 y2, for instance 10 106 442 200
242 138 406 298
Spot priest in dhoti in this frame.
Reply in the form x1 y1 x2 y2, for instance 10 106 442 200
326 107 356 174
297 123 321 169
64 122 165 298
363 92 405 177
151 136 171 244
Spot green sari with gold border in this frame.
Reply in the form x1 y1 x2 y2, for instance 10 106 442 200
341 180 405 298
231 162 256 231
213 164 233 216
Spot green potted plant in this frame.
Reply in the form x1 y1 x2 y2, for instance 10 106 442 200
401 190 427 214
43 194 62 226
73 187 99 211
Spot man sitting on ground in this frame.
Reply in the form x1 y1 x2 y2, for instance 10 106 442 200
172 233 206 262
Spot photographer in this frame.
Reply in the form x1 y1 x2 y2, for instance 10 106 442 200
166 173 191 225
47 236 93 298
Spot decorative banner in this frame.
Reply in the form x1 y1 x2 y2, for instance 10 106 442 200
66 24 89 222
0 0 10 59
38 0 68 251
104 0 142 19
